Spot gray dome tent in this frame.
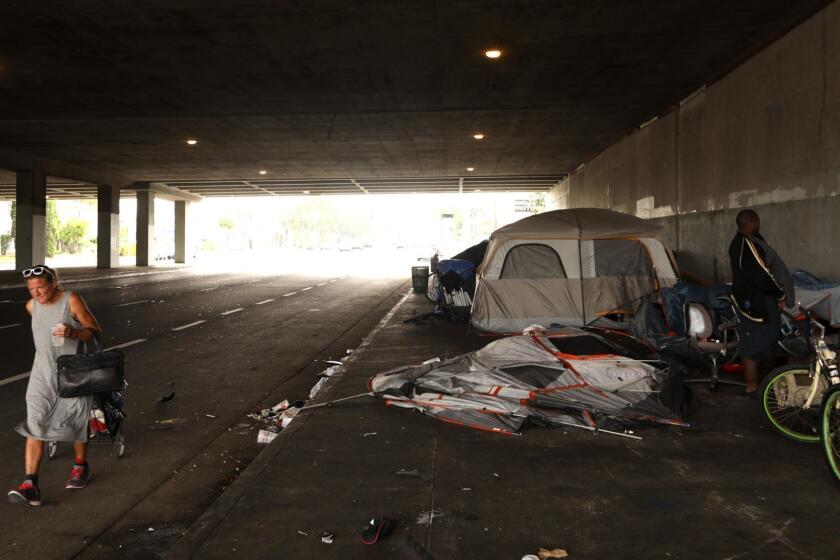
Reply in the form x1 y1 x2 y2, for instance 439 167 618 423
471 208 679 332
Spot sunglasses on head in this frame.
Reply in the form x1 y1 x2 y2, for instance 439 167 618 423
22 265 54 279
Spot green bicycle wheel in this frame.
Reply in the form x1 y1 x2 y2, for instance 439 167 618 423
820 384 840 485
760 365 827 443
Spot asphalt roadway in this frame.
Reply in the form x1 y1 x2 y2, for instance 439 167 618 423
0 266 408 559
1 268 839 559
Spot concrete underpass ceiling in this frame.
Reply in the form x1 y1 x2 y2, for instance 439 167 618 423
0 1 830 199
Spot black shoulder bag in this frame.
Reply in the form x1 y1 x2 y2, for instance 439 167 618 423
57 337 125 398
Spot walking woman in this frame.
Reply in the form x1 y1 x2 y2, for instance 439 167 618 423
8 265 102 507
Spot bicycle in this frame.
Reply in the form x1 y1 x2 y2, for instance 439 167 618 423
821 372 840 484
759 308 840 444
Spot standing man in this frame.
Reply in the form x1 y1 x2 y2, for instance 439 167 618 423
729 209 794 396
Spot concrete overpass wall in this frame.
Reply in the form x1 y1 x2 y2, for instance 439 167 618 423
547 1 840 283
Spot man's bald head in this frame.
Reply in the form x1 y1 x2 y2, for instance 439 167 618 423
736 209 760 234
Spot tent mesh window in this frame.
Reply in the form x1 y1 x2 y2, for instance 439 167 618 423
592 239 654 277
500 243 567 279
499 365 563 388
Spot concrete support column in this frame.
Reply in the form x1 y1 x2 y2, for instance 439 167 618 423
136 190 155 267
97 185 120 269
15 170 47 270
174 200 190 264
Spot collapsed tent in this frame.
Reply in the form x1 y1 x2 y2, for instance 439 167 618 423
471 208 679 332
368 327 689 436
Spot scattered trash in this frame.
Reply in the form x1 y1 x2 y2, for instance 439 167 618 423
346 348 354 354
320 365 342 377
309 377 328 398
539 548 569 559
149 425 173 431
422 357 441 365
362 432 378 437
297 530 308 537
522 556 539 560
147 527 154 532
157 418 185 425
157 392 175 403
205 414 217 419
320 532 335 544
248 399 306 442
280 407 300 428
461 487 471 491
361 517 396 544
396 468 420 477
324 360 342 366
257 429 279 444
271 400 290 413
493 473 499 478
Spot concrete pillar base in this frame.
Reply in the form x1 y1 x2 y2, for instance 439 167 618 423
136 191 155 267
15 170 47 270
175 200 190 264
97 185 120 269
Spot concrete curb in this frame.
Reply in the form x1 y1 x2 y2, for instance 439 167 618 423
165 289 411 560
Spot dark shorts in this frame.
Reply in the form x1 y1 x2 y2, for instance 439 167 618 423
736 306 781 361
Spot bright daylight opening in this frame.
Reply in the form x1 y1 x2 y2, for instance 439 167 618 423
0 192 546 277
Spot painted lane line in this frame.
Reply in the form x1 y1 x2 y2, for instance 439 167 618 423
172 320 206 331
0 371 31 387
106 338 147 351
282 292 297 297
247 279 261 284
255 298 275 305
0 323 22 330
198 287 218 293
301 286 313 291
115 299 149 308
317 282 327 287
221 308 244 316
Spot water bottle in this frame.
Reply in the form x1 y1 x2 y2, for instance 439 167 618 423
52 324 64 347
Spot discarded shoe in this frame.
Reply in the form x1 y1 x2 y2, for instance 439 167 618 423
362 516 395 544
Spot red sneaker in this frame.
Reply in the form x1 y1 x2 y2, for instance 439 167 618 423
66 464 91 490
8 481 42 506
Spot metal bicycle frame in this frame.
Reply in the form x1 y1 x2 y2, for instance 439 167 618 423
800 317 840 410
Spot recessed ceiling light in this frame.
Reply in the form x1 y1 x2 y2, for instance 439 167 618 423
186 139 198 145
302 190 310 194
473 133 485 140
484 49 502 59
474 189 482 192
259 170 267 175
466 167 475 172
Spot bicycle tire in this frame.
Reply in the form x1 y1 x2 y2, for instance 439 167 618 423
759 364 827 443
820 384 840 486
424 273 438 303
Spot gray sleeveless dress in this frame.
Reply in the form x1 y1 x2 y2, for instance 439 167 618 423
16 291 91 442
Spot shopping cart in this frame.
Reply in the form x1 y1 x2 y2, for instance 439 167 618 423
47 391 127 460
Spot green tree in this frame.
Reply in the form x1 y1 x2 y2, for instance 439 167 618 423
58 218 88 254
45 200 60 257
